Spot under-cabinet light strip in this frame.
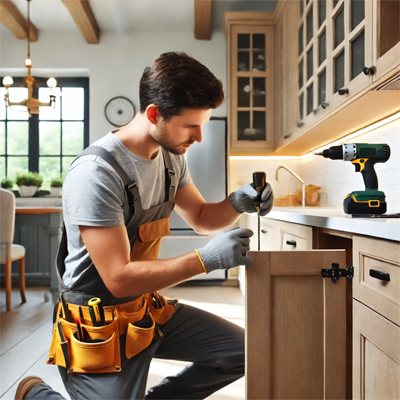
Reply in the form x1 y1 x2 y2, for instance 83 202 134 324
229 111 400 161
302 111 400 158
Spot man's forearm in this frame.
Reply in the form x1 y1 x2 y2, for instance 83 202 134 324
107 252 205 298
194 198 241 234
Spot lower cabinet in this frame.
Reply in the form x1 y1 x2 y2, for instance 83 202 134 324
246 249 348 399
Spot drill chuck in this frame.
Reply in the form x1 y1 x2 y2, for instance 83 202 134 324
318 144 357 160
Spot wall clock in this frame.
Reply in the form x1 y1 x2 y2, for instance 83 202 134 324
104 96 135 127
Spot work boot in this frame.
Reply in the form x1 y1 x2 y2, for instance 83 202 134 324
15 376 44 400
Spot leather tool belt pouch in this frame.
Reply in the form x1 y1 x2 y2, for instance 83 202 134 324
47 292 176 373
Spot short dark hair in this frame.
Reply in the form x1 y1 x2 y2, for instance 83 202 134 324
139 52 224 120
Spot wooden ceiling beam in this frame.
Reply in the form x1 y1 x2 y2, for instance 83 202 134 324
61 0 99 44
194 0 212 40
0 0 38 41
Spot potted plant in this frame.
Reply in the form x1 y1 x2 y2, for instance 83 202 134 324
50 177 63 197
15 171 43 197
1 177 14 190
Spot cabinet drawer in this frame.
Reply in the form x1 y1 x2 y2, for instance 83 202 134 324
281 232 308 250
353 235 400 325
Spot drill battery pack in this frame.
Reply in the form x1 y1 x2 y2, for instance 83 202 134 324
344 190 386 215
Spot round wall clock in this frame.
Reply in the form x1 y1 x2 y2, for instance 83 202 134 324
104 96 135 127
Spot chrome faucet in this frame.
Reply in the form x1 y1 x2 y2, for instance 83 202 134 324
275 165 305 207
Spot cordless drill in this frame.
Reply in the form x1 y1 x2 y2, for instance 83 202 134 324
315 143 390 215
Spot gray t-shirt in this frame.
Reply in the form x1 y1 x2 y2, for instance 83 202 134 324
62 132 192 288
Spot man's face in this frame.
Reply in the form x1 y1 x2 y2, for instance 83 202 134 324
151 108 212 155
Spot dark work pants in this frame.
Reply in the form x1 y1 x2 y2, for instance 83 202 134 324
28 303 244 400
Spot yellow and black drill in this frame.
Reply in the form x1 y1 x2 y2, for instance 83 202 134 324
315 143 390 215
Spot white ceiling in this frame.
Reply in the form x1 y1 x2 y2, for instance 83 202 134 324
1 0 278 33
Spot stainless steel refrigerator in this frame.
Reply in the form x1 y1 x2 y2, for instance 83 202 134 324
159 117 227 280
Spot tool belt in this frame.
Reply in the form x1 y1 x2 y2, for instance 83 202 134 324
47 292 176 374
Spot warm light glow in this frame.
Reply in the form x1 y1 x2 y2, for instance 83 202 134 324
25 58 32 67
2 76 14 87
230 112 400 161
229 156 301 160
47 77 57 88
302 111 400 158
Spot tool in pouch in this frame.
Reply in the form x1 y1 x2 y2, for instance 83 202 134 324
88 297 106 327
253 171 267 251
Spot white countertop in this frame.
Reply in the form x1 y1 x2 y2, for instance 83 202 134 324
263 207 400 242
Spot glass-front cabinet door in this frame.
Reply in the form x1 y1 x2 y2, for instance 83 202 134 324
297 0 372 125
229 24 274 154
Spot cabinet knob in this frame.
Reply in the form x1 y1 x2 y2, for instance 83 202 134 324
286 240 297 247
363 66 376 76
297 122 304 128
369 269 390 281
321 102 329 109
261 229 268 234
283 133 292 139
338 88 349 96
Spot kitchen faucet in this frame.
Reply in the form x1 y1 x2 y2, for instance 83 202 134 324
275 165 305 207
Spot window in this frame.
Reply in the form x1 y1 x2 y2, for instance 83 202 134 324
0 77 89 189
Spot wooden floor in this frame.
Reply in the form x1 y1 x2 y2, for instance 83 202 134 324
0 286 245 400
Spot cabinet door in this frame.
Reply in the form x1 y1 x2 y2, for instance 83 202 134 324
246 250 348 399
229 25 274 153
297 0 373 124
353 299 400 400
372 0 400 82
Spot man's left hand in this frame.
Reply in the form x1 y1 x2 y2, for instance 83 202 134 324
228 182 274 216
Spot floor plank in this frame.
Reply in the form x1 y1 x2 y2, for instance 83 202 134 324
1 286 245 400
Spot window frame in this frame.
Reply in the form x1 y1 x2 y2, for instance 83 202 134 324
0 76 89 179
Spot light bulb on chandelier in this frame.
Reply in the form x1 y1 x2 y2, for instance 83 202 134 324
2 0 57 116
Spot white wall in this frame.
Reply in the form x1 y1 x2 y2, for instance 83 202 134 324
0 28 227 142
229 117 400 214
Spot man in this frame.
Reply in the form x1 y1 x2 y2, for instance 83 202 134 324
16 52 273 400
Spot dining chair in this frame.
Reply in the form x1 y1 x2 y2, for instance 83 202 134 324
0 188 26 311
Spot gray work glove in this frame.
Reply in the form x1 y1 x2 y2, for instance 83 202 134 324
196 227 253 273
229 182 274 216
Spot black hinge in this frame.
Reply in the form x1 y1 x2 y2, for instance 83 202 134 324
321 263 354 284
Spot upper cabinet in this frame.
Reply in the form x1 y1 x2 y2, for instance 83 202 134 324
225 13 275 156
226 1 400 157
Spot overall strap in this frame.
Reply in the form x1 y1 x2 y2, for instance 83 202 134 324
161 147 177 202
78 146 142 214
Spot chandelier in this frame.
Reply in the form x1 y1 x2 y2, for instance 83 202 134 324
2 0 57 116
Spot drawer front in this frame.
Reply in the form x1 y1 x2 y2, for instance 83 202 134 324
353 235 400 325
281 232 308 250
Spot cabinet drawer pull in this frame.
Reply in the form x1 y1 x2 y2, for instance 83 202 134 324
369 269 390 281
261 229 268 234
286 240 297 247
338 88 349 95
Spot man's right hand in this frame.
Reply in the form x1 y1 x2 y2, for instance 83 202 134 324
196 227 253 273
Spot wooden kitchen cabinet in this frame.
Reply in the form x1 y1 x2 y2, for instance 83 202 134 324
225 13 275 156
372 0 400 83
273 0 400 156
246 249 348 399
352 235 400 400
239 215 312 295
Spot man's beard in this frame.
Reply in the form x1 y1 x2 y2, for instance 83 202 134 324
152 122 188 156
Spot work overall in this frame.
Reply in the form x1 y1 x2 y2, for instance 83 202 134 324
32 146 244 400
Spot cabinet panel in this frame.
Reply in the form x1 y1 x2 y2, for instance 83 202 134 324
353 300 400 400
246 250 348 399
226 13 275 156
353 234 400 325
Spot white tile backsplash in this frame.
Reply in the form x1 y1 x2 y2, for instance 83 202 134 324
229 118 400 214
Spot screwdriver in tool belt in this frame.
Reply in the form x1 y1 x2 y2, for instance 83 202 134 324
252 171 267 251
88 297 105 327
